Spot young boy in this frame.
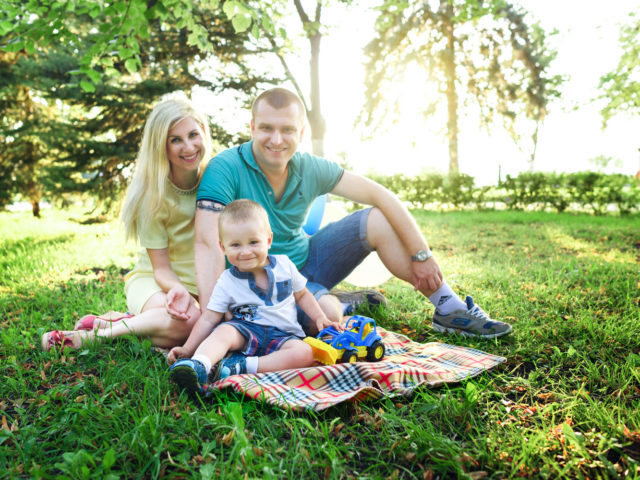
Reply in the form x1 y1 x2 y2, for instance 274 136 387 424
168 199 342 395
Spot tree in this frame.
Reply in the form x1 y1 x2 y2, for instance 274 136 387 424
256 0 356 157
2 0 343 157
1 3 277 213
0 1 276 91
362 0 562 174
599 8 640 125
0 50 56 215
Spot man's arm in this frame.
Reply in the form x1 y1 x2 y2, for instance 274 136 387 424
194 200 227 310
330 171 442 292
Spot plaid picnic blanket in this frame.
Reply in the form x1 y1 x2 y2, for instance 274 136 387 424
204 328 506 411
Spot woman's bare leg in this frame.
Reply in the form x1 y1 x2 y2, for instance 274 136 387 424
46 292 200 350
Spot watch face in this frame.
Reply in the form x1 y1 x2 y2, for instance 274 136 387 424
413 250 430 261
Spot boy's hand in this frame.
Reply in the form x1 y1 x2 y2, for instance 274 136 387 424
167 345 191 365
315 315 344 333
166 285 192 321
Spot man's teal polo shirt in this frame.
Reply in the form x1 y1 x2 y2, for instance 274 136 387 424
197 141 344 268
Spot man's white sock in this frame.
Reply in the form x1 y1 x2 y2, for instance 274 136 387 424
191 353 212 374
428 282 467 314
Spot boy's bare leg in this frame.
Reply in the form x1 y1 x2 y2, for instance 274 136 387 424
192 323 246 367
256 339 314 372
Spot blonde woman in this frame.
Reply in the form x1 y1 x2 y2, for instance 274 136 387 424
42 94 213 351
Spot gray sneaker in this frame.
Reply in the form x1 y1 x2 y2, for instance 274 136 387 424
432 296 512 338
331 289 388 315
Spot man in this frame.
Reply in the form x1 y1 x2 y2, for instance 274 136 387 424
195 87 512 338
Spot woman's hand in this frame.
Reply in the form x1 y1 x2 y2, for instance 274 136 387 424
166 285 193 321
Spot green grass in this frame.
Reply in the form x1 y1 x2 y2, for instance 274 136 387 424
1 207 639 479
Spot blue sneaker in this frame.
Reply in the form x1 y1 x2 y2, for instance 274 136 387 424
169 359 208 395
432 296 512 338
212 352 247 381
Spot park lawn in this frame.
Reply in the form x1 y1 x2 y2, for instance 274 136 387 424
0 207 639 479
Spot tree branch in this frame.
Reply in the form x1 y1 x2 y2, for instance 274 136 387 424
263 30 309 113
293 0 310 25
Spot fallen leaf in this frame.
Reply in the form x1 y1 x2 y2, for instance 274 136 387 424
469 472 488 479
1 416 9 432
221 430 235 446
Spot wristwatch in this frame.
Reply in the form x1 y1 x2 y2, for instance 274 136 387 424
411 249 433 262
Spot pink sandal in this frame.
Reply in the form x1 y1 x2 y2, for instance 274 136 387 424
41 330 78 352
74 311 134 331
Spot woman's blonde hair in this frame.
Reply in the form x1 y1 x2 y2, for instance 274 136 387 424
121 93 213 241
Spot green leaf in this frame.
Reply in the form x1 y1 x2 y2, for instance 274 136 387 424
80 81 96 93
84 68 101 83
261 16 273 34
5 40 25 53
187 31 199 46
223 0 239 18
0 20 13 35
465 381 479 404
232 15 251 33
118 47 134 59
104 67 120 78
25 40 36 55
200 464 215 480
124 58 138 74
103 448 115 471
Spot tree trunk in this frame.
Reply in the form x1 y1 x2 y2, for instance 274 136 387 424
308 31 326 157
443 6 459 175
529 119 540 170
31 199 40 218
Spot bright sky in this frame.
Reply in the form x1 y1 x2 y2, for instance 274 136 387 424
315 0 640 185
200 1 640 185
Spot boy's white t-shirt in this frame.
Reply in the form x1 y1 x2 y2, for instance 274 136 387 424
207 254 307 338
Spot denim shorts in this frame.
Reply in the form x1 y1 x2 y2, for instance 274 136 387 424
297 207 373 332
221 320 299 357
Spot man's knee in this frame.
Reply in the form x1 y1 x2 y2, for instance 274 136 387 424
366 207 393 243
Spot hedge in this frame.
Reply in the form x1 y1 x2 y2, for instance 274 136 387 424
365 171 640 215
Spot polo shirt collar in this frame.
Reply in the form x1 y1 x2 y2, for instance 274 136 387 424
230 256 277 305
229 255 277 279
238 141 261 173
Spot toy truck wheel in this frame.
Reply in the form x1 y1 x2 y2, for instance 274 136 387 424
366 340 385 362
342 351 357 363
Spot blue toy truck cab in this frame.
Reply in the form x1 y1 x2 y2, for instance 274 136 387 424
304 315 386 364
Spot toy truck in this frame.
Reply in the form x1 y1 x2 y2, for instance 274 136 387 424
304 315 385 365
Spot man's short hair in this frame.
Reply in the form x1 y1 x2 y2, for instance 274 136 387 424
218 199 271 234
251 87 306 122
